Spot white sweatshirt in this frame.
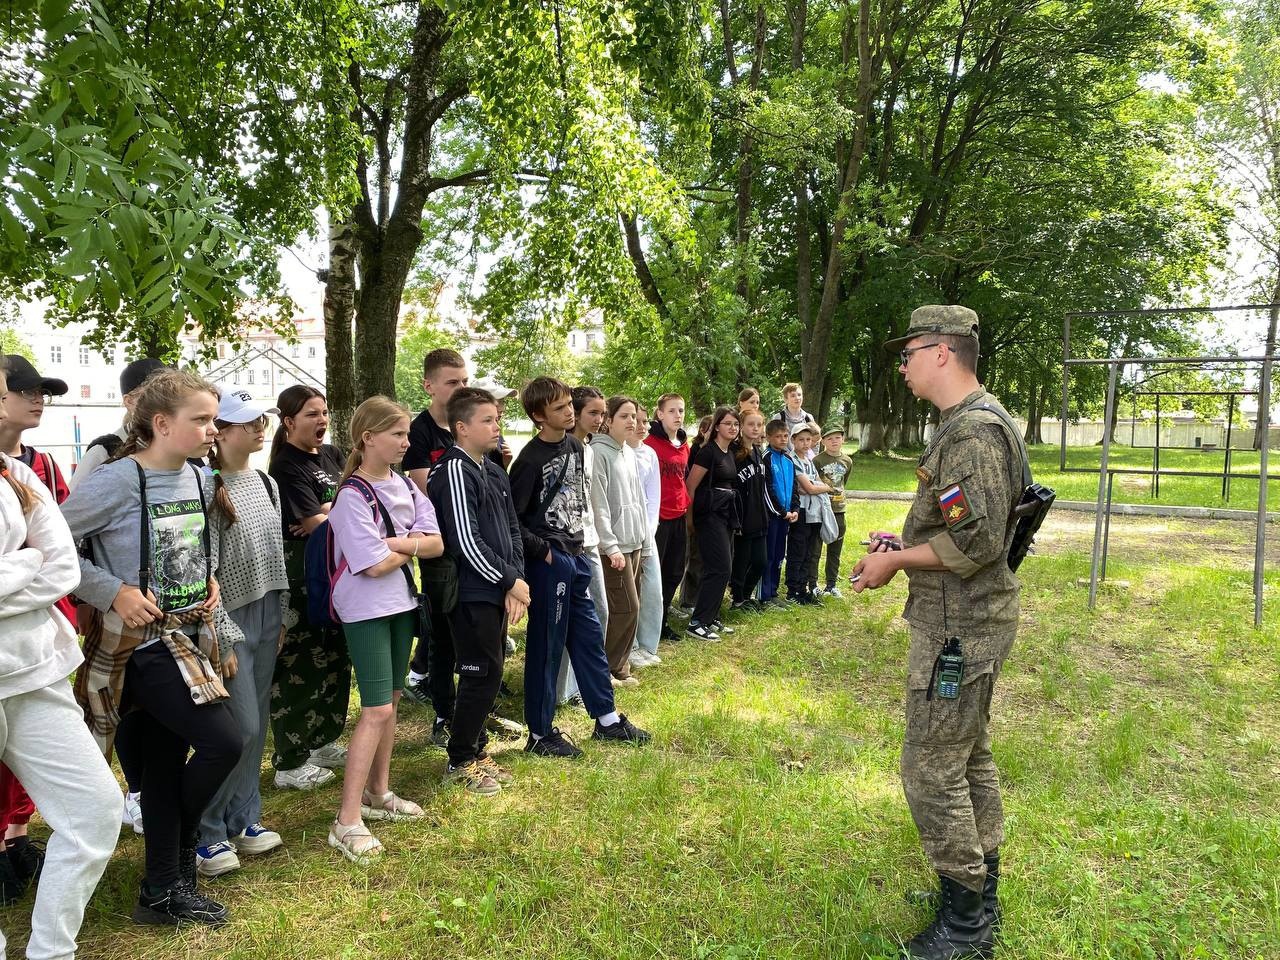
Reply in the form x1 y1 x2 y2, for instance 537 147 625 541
0 456 83 698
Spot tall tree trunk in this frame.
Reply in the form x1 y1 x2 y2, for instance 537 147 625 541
722 2 766 304
1256 265 1279 449
323 214 358 446
859 364 892 453
1023 381 1039 445
790 0 811 348
802 0 877 417
349 6 458 404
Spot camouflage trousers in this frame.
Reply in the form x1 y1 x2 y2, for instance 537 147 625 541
901 625 1015 893
270 610 351 771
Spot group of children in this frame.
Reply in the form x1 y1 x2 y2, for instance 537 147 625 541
0 347 853 951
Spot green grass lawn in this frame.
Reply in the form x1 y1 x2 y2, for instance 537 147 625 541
846 445 1280 511
16 502 1279 960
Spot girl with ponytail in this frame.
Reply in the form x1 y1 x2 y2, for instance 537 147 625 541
62 369 241 927
266 385 351 790
0 361 120 956
326 396 441 863
193 388 291 878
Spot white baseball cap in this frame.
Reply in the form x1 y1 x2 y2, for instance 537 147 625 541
216 385 280 423
472 375 517 400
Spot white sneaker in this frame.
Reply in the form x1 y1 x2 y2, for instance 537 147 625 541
196 840 241 877
121 791 144 835
646 652 662 664
825 585 843 599
232 822 283 855
309 742 348 769
274 762 335 791
628 652 650 670
504 635 517 656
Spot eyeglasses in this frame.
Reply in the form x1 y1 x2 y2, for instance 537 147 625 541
237 416 269 432
899 343 948 365
16 389 53 404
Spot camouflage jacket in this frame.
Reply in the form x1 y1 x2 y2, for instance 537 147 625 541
902 388 1022 643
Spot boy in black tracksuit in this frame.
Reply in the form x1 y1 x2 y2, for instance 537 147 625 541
427 389 529 793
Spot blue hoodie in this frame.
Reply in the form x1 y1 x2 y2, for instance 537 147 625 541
764 447 798 515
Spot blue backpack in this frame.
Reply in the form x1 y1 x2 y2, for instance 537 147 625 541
304 473 424 628
303 476 379 629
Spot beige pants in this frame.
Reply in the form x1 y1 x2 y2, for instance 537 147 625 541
601 549 642 679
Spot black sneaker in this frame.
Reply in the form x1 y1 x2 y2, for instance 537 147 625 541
7 837 44 893
592 714 652 745
660 624 683 643
402 676 431 706
178 840 197 892
710 619 735 636
431 717 450 748
524 727 584 759
132 879 228 926
685 621 720 641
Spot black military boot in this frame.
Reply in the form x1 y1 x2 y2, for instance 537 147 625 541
905 874 994 960
982 851 1001 936
907 851 1002 933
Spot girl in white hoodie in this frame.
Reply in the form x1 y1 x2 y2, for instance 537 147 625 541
590 397 650 685
0 361 119 960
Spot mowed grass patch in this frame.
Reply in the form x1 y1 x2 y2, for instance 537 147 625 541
845 445 1280 511
9 501 1277 959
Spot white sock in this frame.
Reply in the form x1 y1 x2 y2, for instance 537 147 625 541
529 731 543 742
408 670 426 684
598 711 620 727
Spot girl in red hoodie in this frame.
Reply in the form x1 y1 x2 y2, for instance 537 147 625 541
642 394 690 643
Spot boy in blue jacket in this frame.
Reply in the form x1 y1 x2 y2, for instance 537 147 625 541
761 419 799 604
427 388 529 796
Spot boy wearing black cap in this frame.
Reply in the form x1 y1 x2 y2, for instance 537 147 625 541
68 358 168 491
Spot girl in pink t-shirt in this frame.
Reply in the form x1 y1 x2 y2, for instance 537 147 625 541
326 397 442 864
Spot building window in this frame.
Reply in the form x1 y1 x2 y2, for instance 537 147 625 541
233 371 240 385
308 346 317 358
106 390 117 401
291 345 300 358
261 368 270 383
79 345 90 365
49 345 62 364
247 370 254 385
218 343 226 359
570 332 578 348
80 385 90 399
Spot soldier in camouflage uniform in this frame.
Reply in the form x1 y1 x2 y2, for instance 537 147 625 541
852 305 1023 960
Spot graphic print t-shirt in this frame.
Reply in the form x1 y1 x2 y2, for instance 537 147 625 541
269 443 346 541
148 492 209 612
508 433 586 559
813 452 852 512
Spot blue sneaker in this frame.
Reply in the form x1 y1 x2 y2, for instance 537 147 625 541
195 841 240 878
232 823 283 856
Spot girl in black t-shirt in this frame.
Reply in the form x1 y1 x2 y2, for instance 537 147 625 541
684 407 740 640
266 386 351 792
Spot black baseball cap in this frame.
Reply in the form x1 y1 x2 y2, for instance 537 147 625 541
2 355 68 396
120 358 169 395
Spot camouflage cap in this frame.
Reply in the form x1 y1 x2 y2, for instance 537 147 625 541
883 304 980 354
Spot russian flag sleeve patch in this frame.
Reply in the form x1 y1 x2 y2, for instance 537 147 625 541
938 483 975 529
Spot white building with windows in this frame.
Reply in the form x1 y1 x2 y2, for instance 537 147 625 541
7 311 329 474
